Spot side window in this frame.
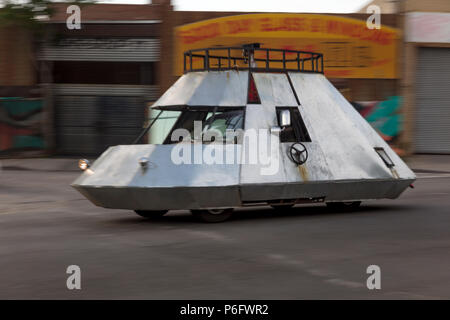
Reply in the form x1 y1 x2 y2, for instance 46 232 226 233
163 108 244 144
276 107 311 143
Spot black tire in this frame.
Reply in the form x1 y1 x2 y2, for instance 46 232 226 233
191 208 234 223
326 201 361 211
134 210 168 219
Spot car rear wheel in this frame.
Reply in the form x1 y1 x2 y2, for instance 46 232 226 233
134 210 168 219
191 208 234 223
326 201 361 211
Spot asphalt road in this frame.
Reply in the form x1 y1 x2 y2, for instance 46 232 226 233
1 168 450 299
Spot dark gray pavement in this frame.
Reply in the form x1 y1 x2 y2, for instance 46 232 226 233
1 157 450 299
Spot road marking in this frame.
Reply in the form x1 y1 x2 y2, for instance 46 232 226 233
326 278 365 289
267 254 365 289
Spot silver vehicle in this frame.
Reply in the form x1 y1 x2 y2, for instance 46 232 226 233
72 44 416 222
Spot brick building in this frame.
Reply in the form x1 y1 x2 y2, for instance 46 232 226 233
3 0 448 156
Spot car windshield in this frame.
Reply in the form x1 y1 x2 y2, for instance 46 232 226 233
136 107 244 145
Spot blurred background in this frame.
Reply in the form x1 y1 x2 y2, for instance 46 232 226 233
1 0 450 300
0 0 449 158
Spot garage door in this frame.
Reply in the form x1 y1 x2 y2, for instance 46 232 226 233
54 85 159 155
415 47 450 153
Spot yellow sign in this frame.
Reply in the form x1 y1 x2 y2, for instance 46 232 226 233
174 13 400 78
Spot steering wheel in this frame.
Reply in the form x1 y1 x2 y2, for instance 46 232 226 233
288 143 308 165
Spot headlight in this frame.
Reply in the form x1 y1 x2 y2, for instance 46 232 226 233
78 159 90 171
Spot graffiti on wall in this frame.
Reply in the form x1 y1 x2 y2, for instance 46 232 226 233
0 98 44 153
351 96 404 154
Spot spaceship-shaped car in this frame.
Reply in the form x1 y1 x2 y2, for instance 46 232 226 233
72 45 416 222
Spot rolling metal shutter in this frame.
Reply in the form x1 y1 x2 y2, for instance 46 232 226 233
54 85 159 155
39 38 160 62
40 37 161 155
415 47 450 153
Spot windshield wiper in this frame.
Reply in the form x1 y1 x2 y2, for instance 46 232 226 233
132 110 163 144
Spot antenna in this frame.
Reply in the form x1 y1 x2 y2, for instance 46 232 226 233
242 43 261 67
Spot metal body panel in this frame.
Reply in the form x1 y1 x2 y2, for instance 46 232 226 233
74 186 241 210
288 72 415 181
72 144 242 209
240 179 412 202
239 104 286 185
252 73 298 106
279 142 334 183
73 71 415 211
153 71 249 108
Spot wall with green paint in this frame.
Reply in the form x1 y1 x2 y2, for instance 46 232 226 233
0 98 45 153
351 96 404 154
352 96 403 142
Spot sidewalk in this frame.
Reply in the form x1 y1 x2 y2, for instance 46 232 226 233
1 155 450 173
0 157 86 172
404 155 450 173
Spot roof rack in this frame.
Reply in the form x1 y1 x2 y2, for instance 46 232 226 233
183 45 324 74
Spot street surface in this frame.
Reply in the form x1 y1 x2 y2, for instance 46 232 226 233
1 158 450 299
